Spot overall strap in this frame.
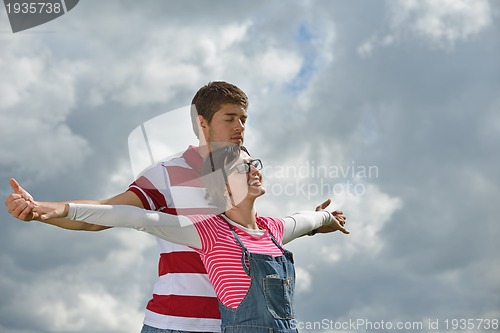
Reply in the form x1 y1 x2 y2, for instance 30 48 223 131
225 221 251 276
265 227 286 254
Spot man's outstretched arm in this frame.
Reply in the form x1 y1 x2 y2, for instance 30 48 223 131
5 178 144 231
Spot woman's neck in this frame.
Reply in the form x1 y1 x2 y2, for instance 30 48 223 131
224 199 258 229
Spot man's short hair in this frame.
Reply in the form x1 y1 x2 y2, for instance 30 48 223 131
191 81 249 138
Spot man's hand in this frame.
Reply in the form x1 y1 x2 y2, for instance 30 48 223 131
33 202 69 220
5 178 144 231
314 198 349 235
5 178 40 221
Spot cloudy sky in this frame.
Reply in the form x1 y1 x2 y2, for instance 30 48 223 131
1 1 499 332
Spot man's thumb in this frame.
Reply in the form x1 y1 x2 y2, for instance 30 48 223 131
9 178 21 193
10 178 33 200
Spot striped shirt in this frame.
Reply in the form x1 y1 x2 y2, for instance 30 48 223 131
191 214 285 308
128 146 221 332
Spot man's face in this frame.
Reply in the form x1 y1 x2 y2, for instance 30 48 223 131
202 103 247 145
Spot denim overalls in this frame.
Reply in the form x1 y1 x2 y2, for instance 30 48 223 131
219 222 299 333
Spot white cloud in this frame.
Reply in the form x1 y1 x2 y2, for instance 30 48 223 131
357 34 396 58
337 184 402 256
256 49 303 85
0 229 154 333
0 38 91 180
294 266 312 293
395 0 492 43
259 147 402 259
0 12 306 182
74 20 304 109
358 0 494 57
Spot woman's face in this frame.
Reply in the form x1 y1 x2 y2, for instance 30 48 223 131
225 151 265 206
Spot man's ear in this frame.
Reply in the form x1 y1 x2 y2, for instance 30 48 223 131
198 115 208 129
197 115 209 145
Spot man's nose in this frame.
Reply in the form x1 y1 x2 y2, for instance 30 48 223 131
235 119 245 131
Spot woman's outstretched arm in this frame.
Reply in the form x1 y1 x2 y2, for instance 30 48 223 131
282 210 349 244
38 203 202 248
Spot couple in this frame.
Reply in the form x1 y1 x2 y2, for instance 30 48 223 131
6 81 349 333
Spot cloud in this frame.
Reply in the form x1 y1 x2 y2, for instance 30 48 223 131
0 37 91 181
389 0 493 43
358 0 494 57
1 1 499 333
0 226 156 333
0 2 319 332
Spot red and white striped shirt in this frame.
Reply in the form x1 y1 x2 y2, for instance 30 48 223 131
190 214 285 308
128 146 221 332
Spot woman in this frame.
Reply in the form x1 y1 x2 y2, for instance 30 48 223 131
37 145 349 333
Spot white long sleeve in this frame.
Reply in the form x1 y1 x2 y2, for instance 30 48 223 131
66 204 335 248
67 203 202 248
282 211 334 244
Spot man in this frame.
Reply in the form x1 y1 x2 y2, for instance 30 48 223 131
6 81 346 333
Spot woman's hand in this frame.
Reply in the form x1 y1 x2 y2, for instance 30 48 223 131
315 215 350 234
32 202 70 220
332 210 346 227
314 198 349 235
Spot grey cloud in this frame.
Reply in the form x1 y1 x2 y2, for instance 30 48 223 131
1 1 499 333
249 1 500 330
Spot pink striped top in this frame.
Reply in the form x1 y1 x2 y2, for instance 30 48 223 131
190 214 285 308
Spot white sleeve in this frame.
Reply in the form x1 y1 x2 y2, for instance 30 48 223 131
67 203 202 248
282 211 334 244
